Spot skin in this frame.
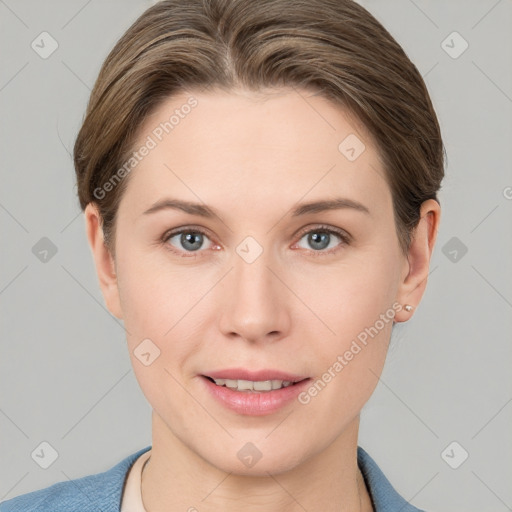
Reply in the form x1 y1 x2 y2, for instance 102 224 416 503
85 87 440 512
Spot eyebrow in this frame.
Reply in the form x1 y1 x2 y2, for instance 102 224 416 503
142 197 370 218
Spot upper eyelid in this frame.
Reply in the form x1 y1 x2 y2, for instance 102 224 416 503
296 224 350 239
162 225 214 243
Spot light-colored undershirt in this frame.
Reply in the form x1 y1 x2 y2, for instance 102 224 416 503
120 449 151 512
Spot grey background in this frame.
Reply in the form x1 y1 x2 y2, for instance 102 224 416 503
1 1 511 511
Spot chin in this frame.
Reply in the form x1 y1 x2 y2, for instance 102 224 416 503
199 439 309 477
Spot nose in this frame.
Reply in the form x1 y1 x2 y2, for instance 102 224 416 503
218 247 291 344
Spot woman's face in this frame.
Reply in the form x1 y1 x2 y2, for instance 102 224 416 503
94 87 417 474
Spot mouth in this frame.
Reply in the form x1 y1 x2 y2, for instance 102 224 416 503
201 375 311 393
199 373 313 415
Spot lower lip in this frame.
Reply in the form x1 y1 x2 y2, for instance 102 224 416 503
200 376 312 416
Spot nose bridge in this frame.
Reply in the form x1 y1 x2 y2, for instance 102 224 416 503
234 247 274 299
219 240 289 341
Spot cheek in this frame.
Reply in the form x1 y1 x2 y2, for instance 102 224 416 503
292 268 395 424
115 250 212 360
116 244 180 329
293 250 399 384
295 247 399 329
115 255 202 409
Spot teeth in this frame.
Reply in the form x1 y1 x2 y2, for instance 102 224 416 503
211 378 293 391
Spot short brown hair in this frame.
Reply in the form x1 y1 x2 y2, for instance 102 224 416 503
74 0 445 257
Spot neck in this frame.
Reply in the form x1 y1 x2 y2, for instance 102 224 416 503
141 410 373 512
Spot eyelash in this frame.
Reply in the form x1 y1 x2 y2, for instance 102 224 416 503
160 224 352 259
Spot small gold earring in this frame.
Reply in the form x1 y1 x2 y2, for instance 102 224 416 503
404 304 413 312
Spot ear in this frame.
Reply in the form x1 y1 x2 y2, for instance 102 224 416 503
394 198 441 323
84 202 123 319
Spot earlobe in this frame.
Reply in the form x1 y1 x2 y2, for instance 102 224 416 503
84 203 123 319
395 199 441 323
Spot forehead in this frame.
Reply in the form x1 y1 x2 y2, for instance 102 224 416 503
119 87 390 218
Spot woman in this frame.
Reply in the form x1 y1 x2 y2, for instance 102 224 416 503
0 0 444 510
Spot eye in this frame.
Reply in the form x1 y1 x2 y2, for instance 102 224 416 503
160 224 351 258
293 225 351 255
162 228 214 257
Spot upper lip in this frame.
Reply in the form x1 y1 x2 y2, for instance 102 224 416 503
202 368 310 383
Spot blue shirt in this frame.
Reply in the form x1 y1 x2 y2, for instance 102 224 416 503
0 445 426 511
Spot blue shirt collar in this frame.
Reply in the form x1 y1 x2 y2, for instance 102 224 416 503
357 445 426 511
